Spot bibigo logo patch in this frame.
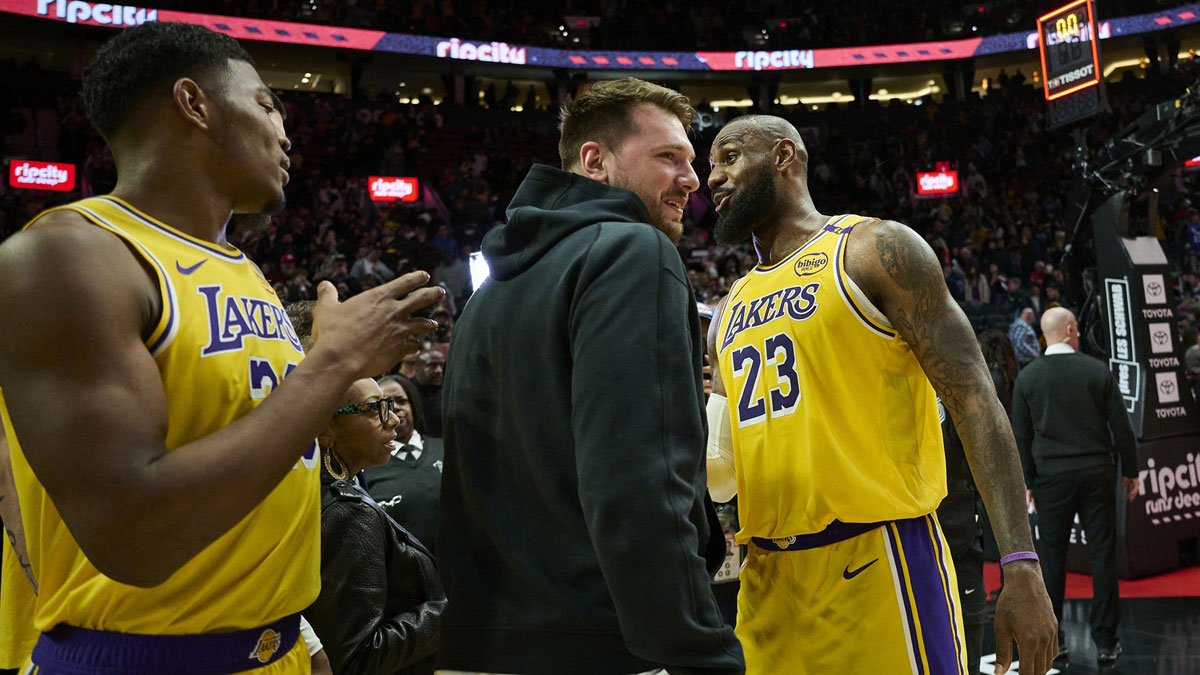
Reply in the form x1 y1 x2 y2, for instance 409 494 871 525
794 252 829 277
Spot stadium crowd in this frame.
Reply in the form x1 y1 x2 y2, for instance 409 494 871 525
2 56 1200 381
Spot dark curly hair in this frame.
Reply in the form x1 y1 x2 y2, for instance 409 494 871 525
81 22 255 142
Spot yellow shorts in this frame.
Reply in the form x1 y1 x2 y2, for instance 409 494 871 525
737 514 968 675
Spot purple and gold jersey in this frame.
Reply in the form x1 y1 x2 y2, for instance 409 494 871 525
714 214 947 542
0 196 319 636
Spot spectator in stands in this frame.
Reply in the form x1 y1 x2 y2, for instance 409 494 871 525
964 265 991 307
999 277 1031 314
979 329 1020 414
1184 210 1200 269
412 349 445 438
432 250 470 301
364 374 443 553
1010 307 1041 367
351 245 395 283
432 222 461 260
1184 327 1200 398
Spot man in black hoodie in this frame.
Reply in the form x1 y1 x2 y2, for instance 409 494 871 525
437 78 745 675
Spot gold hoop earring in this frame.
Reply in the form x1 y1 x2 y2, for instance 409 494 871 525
323 448 350 481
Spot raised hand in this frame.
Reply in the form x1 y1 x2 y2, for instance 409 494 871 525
310 272 444 378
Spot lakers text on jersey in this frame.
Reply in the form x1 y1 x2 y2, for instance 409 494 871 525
0 196 320 637
714 214 947 542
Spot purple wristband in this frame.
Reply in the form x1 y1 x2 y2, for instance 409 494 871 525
1000 551 1039 566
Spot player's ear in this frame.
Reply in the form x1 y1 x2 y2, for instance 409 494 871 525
172 77 210 132
774 139 797 173
578 141 609 184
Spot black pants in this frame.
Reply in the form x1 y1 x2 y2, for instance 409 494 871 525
952 541 986 675
1032 464 1120 649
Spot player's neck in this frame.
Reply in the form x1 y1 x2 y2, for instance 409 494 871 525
752 207 827 267
108 158 232 244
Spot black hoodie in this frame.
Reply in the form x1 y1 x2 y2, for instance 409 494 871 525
437 165 744 674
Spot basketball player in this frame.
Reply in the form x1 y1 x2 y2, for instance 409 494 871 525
0 22 441 674
704 115 1057 674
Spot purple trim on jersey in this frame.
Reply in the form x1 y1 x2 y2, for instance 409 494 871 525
886 523 926 675
31 613 300 675
98 197 245 262
894 517 966 675
751 214 848 273
833 229 897 338
74 204 178 355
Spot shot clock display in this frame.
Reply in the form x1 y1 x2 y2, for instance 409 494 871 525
1038 0 1102 101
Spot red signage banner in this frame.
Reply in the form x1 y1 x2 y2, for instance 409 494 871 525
369 176 419 202
8 160 76 191
915 170 959 196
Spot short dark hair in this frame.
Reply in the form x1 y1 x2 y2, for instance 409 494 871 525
379 374 427 436
558 78 695 170
81 22 255 141
285 300 316 352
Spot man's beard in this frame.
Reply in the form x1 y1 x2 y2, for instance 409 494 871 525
714 167 775 246
263 192 287 216
228 212 275 235
607 164 684 242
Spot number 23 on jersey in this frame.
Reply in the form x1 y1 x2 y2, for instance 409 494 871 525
730 332 800 427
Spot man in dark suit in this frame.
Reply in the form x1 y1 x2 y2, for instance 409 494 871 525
1011 307 1139 667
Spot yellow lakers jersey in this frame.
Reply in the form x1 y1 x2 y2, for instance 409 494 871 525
715 214 945 542
0 196 320 634
0 531 37 669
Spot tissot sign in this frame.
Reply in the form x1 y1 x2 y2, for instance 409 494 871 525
368 176 419 203
8 160 76 191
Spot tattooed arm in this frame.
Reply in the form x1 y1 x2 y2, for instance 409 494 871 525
846 219 1056 675
0 421 37 590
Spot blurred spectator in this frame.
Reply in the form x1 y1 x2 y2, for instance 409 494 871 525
1185 327 1200 398
364 375 443 554
351 246 396 283
412 349 446 438
1009 308 1040 367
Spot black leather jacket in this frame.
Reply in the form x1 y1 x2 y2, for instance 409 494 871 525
304 473 446 675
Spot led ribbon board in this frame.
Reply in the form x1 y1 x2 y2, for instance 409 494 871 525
2 0 1197 71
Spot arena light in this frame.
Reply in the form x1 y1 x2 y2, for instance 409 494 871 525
469 250 490 291
8 159 76 191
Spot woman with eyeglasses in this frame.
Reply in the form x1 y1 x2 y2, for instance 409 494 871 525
303 378 445 675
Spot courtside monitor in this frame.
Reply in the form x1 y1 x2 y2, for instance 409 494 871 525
1037 0 1102 101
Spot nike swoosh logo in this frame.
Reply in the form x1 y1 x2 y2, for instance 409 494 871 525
964 588 976 595
176 259 208 275
843 558 878 580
